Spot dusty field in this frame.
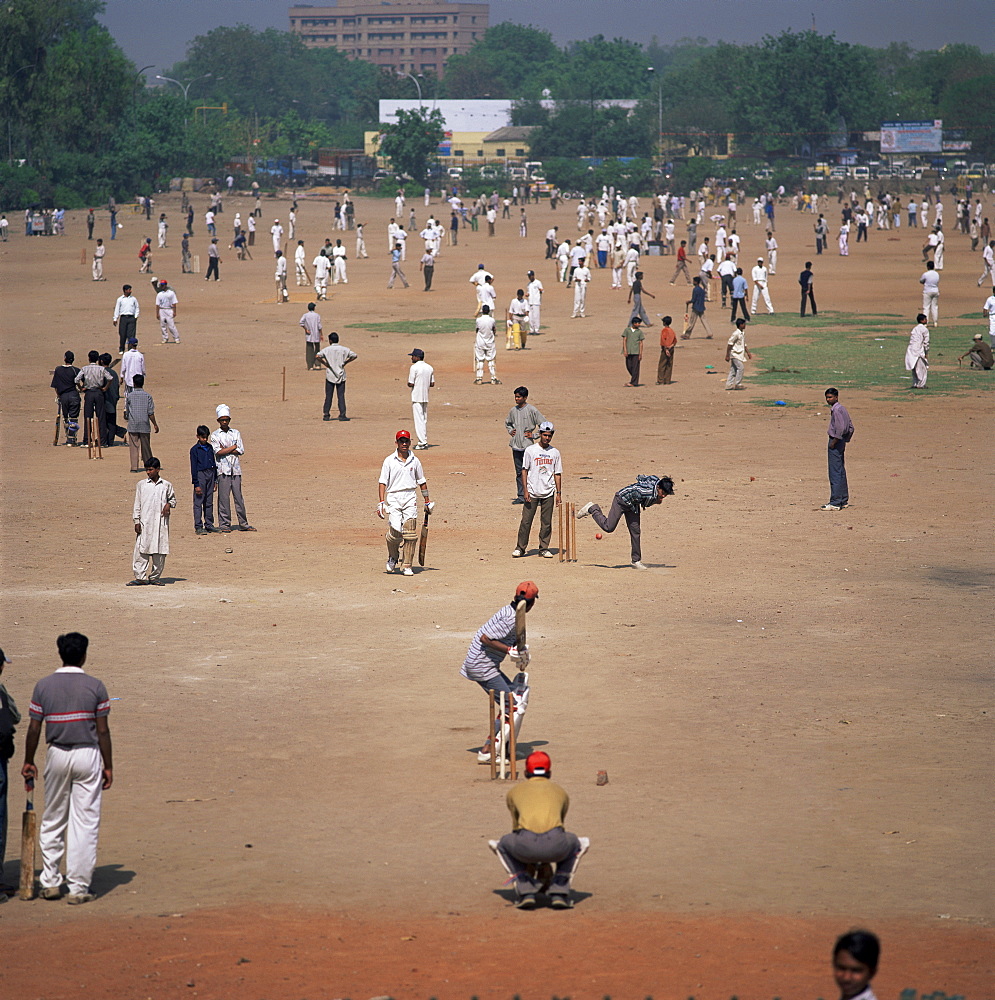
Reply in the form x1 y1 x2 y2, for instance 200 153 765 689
0 186 992 1000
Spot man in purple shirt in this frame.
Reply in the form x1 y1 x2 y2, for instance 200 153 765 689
822 387 854 510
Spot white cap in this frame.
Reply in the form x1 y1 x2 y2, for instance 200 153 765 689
216 404 231 418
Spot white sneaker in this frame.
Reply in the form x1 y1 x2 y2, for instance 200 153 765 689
576 502 594 518
632 560 648 570
402 567 414 576
385 558 397 572
820 504 841 511
512 548 523 558
540 549 553 558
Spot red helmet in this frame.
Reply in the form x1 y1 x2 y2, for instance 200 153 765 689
516 580 539 602
525 751 550 778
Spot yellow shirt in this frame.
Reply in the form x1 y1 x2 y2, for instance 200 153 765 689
506 777 569 833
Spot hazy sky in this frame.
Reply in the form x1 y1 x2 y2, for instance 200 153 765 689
99 0 989 76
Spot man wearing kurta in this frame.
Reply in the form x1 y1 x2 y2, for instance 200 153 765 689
131 458 175 585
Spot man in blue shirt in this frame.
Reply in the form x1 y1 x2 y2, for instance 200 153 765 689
190 425 218 534
682 276 714 339
730 267 751 323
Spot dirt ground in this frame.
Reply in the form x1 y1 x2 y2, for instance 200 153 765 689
0 186 991 1000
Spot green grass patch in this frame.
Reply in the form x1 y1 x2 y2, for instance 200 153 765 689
346 318 471 335
748 312 994 394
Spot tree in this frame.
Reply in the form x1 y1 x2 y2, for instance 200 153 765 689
376 107 446 181
442 23 560 98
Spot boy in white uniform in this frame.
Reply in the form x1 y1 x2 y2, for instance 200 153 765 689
513 422 562 559
474 305 499 384
406 348 435 449
526 270 544 334
377 430 433 576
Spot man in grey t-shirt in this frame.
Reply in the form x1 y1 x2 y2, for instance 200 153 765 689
21 632 112 904
504 386 544 505
315 332 357 422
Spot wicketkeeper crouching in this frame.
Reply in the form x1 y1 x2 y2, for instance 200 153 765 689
489 750 589 910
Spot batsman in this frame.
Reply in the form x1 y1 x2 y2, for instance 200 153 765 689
377 429 434 576
461 582 537 763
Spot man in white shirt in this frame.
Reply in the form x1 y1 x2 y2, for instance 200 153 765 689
377 429 432 576
571 259 591 318
717 255 736 308
556 239 571 283
469 263 492 314
112 284 140 352
275 251 288 303
623 245 640 287
270 219 283 255
209 404 255 533
315 331 357 421
765 232 778 273
407 348 435 450
904 313 930 388
294 241 309 286
979 241 995 287
312 249 330 300
513 421 562 559
92 239 106 281
750 258 774 314
479 274 497 318
474 305 499 385
120 338 145 391
919 261 940 326
507 289 530 348
154 280 180 344
526 270 544 334
983 286 995 348
331 239 348 284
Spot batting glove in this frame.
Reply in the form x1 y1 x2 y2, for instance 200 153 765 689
425 501 435 513
376 501 387 519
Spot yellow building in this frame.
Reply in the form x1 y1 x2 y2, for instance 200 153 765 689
289 0 488 77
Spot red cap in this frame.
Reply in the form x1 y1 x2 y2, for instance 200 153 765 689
395 429 411 441
516 580 539 602
525 751 550 777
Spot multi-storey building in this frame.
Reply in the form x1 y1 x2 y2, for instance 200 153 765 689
289 1 489 77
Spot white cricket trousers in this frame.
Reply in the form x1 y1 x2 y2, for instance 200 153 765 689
40 745 103 896
528 303 541 334
412 401 428 446
922 290 939 325
159 309 180 343
751 284 774 313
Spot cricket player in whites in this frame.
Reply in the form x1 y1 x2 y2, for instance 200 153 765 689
489 750 590 909
378 429 433 576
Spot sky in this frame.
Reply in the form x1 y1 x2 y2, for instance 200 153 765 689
99 0 990 76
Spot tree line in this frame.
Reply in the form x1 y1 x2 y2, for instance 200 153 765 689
2 2 992 206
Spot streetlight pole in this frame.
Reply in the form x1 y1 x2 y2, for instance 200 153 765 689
156 72 213 103
397 71 424 109
647 66 662 163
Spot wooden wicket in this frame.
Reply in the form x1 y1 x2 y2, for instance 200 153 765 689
488 689 517 781
488 690 497 780
558 501 577 561
87 418 102 459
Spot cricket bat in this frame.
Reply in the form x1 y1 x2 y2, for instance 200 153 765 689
417 505 430 566
19 779 37 900
515 598 527 656
53 400 61 446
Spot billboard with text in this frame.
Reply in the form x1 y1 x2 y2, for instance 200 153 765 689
880 121 943 154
